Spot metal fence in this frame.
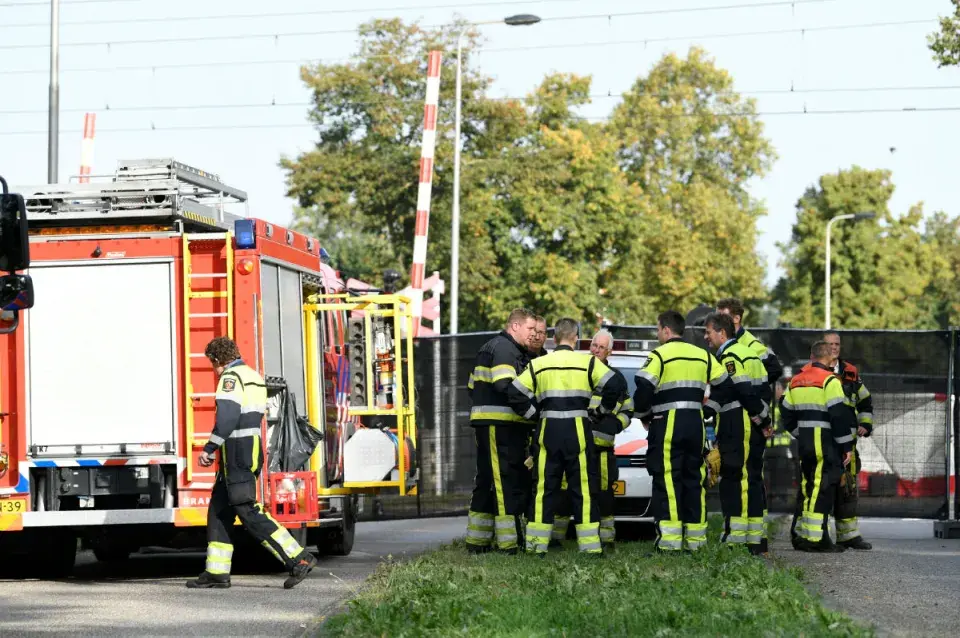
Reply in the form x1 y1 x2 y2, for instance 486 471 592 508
358 327 956 523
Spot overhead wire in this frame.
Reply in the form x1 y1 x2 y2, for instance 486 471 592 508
2 104 959 137
0 17 935 70
1 0 833 29
5 84 960 116
0 0 853 49
2 0 587 27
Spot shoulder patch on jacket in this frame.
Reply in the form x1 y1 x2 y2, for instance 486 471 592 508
725 361 737 375
221 377 236 392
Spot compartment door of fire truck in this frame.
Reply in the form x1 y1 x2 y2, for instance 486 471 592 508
25 260 179 455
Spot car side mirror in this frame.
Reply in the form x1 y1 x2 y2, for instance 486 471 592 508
0 192 30 273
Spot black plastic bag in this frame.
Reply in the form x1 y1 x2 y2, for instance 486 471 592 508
268 389 324 473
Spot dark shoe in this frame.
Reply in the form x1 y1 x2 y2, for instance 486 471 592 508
283 553 318 590
793 538 821 553
185 571 231 589
466 544 492 554
819 541 846 553
548 539 563 549
602 542 616 554
840 536 872 550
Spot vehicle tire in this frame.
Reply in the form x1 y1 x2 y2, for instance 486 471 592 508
324 495 356 556
38 531 77 578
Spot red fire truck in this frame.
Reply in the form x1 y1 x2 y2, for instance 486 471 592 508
0 159 418 576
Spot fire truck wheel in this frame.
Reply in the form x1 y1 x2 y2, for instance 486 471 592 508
36 530 77 578
325 495 356 556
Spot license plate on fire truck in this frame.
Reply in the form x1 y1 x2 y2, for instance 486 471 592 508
0 497 26 513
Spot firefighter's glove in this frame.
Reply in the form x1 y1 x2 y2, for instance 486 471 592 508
705 448 721 489
524 456 534 470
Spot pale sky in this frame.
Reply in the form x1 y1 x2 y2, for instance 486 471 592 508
3 0 958 292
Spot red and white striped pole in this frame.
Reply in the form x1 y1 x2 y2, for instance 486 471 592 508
409 51 442 337
79 112 96 183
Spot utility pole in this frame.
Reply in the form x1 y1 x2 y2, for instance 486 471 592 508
48 0 60 184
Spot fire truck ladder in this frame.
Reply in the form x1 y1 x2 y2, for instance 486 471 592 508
182 231 235 485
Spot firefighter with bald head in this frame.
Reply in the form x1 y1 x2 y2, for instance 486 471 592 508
507 318 626 555
779 340 855 553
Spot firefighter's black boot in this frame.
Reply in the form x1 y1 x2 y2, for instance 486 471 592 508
466 543 492 555
284 553 318 590
839 536 872 550
185 571 231 589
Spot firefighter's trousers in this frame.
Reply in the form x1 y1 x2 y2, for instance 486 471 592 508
552 447 616 544
526 417 601 554
717 411 767 551
205 477 307 576
647 410 707 551
550 480 572 542
790 428 843 546
834 438 862 543
466 425 529 551
595 446 617 545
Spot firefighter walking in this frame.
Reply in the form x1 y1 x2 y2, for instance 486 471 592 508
703 312 772 554
186 337 317 590
779 341 855 552
465 308 538 554
634 310 736 552
507 318 626 555
823 330 874 550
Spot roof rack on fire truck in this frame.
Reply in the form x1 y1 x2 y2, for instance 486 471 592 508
16 158 250 233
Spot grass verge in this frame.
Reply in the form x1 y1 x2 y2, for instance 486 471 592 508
317 520 872 637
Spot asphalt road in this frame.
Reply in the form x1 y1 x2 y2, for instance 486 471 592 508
771 517 960 637
0 517 468 637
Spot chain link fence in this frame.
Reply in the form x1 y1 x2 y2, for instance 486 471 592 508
357 327 955 522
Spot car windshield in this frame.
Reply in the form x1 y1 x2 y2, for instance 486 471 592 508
618 367 639 397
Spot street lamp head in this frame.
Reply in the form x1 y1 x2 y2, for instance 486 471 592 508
854 211 876 221
504 14 541 26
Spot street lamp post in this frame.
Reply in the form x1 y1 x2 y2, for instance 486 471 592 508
48 0 60 183
824 211 876 329
450 13 540 335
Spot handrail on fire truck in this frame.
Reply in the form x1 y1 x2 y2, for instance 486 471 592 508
303 292 418 496
17 158 248 233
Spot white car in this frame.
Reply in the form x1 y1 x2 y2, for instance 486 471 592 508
572 338 656 522
606 349 655 522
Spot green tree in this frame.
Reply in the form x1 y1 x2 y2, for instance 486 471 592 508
921 211 960 327
281 18 527 325
282 23 775 331
928 0 960 67
774 167 943 329
607 47 775 318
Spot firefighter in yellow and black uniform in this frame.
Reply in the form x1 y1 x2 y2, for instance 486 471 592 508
465 309 537 554
779 340 856 552
186 337 317 590
703 312 772 555
634 310 737 552
506 318 627 555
